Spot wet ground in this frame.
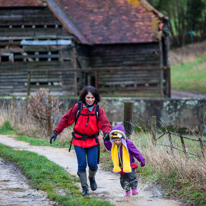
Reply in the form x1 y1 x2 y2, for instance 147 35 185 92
0 135 182 206
0 158 54 206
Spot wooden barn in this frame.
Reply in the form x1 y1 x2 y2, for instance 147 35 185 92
0 0 170 97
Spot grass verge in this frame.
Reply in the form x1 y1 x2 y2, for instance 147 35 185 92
171 55 206 93
0 143 114 206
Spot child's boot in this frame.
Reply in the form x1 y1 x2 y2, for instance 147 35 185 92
89 169 97 191
125 191 130 197
78 171 89 196
132 189 138 195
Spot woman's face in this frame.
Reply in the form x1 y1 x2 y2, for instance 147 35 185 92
85 92 95 106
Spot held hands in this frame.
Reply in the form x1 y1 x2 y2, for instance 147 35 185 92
50 133 57 144
104 133 110 141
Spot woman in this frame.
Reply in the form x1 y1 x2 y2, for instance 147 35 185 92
50 86 111 196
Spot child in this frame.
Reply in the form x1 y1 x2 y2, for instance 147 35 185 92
103 124 145 197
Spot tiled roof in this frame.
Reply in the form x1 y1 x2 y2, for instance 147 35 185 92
0 0 45 7
55 0 165 44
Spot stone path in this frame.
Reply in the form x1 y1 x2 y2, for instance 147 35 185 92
0 158 54 206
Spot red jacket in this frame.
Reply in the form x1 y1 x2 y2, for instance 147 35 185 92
54 103 111 148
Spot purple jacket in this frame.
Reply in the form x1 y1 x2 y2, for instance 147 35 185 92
104 124 145 167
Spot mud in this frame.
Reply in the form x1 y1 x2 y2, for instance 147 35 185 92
0 157 54 206
0 135 182 206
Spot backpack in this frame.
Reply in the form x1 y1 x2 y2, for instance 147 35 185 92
69 102 99 152
75 102 99 124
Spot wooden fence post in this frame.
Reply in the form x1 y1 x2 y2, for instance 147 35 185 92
180 135 187 158
102 100 106 113
151 116 156 146
47 95 53 136
26 71 31 114
72 41 77 96
27 72 31 97
168 130 174 155
199 137 205 158
10 96 15 120
123 102 133 138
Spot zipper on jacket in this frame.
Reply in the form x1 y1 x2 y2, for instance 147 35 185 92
85 116 90 126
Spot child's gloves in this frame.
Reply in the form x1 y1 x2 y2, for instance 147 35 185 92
140 161 145 167
50 133 57 144
104 133 110 141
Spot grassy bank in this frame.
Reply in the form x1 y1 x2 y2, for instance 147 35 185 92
171 55 206 93
0 143 113 206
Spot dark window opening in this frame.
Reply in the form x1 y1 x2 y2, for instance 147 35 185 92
90 76 95 87
12 25 22 28
38 52 48 61
14 53 24 62
47 25 56 28
35 25 45 28
24 25 33 28
1 56 9 62
0 25 9 29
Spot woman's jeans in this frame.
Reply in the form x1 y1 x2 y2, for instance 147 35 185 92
74 145 98 172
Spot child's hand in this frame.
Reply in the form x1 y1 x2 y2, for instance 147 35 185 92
140 161 145 167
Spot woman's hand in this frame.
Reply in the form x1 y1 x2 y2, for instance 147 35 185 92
104 133 110 141
50 133 57 144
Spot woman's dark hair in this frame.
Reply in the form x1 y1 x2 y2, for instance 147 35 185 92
79 86 100 104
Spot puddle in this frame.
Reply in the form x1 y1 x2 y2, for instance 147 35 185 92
0 180 10 182
2 188 27 192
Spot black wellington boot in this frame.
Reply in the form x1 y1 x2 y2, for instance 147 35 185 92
89 169 97 191
82 185 89 196
77 171 89 196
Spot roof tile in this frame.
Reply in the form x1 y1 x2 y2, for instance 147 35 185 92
56 0 163 44
0 0 45 7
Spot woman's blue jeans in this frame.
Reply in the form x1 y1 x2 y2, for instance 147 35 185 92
74 145 98 173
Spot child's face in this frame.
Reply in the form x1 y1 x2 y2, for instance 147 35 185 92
114 139 122 146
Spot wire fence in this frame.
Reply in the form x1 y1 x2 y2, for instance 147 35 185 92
126 118 206 159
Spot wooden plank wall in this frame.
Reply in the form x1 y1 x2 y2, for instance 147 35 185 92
89 43 160 67
96 69 164 96
0 7 84 96
0 7 168 97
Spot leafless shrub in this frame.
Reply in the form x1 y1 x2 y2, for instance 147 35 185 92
27 88 63 136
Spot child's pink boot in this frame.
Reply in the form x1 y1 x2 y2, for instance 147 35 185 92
132 189 138 195
125 191 130 197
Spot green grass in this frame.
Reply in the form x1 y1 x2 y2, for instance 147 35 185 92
0 120 16 135
171 55 206 93
0 120 72 148
0 143 114 206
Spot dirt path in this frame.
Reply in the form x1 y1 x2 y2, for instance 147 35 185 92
171 90 206 98
0 157 54 206
0 135 182 206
